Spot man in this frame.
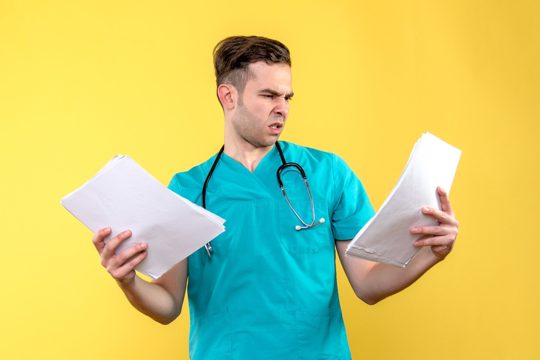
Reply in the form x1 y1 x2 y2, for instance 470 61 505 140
92 36 459 359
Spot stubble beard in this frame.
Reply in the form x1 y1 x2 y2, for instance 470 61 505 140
234 103 278 149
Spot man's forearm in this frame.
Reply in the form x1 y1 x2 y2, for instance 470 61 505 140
117 275 181 325
357 247 441 304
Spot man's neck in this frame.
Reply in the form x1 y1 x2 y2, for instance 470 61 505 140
223 140 275 172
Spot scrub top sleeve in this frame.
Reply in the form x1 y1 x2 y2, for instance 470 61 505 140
167 174 182 195
167 172 202 205
331 154 375 240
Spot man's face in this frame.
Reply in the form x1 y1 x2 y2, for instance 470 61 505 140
230 62 293 149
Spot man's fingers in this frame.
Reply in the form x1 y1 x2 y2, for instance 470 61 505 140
109 251 148 280
437 187 454 216
410 225 449 236
414 234 455 247
421 207 459 226
101 230 132 261
410 188 459 260
92 227 112 254
111 242 148 269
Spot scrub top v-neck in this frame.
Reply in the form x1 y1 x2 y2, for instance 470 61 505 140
168 141 374 360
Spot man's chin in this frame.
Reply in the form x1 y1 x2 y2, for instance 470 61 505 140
254 136 279 148
264 137 280 147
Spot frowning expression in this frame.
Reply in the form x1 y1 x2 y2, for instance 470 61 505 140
230 62 293 149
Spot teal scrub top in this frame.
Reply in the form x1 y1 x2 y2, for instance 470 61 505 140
168 141 374 360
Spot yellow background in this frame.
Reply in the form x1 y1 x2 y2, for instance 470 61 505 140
1 0 538 359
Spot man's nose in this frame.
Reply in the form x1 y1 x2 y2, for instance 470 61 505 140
273 98 289 119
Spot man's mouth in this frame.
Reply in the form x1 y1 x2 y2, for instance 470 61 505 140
269 122 283 129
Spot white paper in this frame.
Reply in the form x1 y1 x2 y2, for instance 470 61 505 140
346 132 461 267
61 155 225 279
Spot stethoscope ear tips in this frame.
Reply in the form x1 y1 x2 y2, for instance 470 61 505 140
319 217 325 224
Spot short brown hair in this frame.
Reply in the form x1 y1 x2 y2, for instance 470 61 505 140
213 36 291 92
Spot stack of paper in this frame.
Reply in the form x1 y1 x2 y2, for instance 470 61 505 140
346 132 461 267
62 155 225 279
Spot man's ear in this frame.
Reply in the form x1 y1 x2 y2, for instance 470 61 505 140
217 84 238 111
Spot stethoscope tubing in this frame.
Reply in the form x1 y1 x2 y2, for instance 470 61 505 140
201 142 323 258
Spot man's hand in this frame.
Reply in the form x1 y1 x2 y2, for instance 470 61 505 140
92 228 148 285
410 187 459 260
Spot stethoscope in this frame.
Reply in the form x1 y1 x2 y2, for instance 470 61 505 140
202 141 325 258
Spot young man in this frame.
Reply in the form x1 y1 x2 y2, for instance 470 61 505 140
92 36 459 359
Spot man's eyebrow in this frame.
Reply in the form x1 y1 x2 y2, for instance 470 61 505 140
259 88 295 99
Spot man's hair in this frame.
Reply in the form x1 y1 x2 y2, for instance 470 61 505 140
213 35 291 93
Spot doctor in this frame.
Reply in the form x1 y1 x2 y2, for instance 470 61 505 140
92 36 459 359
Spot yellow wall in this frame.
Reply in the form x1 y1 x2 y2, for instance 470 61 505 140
1 0 538 359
